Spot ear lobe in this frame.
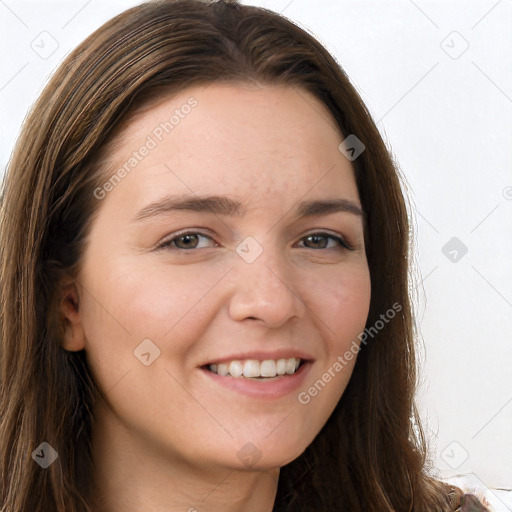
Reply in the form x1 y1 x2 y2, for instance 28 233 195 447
59 280 86 352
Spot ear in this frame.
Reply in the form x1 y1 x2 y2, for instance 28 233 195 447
58 278 86 352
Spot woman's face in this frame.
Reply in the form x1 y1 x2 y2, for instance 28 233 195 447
65 82 371 472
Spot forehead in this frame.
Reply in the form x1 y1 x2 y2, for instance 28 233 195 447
99 82 359 210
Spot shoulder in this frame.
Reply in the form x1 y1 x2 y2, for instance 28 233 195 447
443 475 502 511
452 492 492 511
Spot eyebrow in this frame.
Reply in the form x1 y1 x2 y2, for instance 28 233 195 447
131 194 363 222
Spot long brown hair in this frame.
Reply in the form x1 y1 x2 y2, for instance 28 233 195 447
0 1 467 510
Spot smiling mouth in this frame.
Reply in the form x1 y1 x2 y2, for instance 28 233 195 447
203 357 304 380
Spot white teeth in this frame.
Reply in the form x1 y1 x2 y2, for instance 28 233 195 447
243 359 260 378
228 360 243 378
217 363 228 376
285 359 296 374
260 360 276 377
208 357 302 378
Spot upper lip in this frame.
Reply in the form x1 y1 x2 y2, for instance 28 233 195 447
200 349 315 366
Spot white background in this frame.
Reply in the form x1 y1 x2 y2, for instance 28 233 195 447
1 0 511 499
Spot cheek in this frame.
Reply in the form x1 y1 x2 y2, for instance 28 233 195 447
77 257 224 383
311 262 372 346
293 266 370 437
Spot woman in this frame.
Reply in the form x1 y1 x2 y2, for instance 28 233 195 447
0 0 491 510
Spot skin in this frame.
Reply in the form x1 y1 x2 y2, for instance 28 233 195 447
60 82 372 511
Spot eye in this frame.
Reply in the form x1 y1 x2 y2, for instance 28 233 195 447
156 231 217 251
155 230 352 252
298 232 352 250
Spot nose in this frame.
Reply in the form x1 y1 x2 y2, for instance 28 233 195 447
228 247 306 328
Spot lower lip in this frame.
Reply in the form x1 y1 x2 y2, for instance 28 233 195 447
200 362 312 399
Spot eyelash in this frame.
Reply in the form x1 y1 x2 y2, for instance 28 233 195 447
155 230 353 252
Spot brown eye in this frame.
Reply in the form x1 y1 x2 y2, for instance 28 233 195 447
299 233 351 250
174 234 200 249
304 234 329 249
156 232 216 251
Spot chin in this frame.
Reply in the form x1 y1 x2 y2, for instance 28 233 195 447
222 437 310 472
